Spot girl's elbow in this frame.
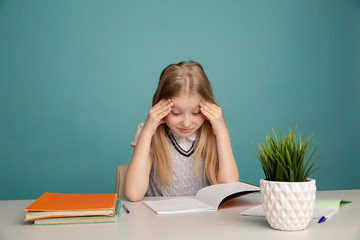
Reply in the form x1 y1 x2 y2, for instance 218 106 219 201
127 196 143 202
125 191 144 202
217 174 239 184
125 185 146 202
233 174 240 182
233 172 240 182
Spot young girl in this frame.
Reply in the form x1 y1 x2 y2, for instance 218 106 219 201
125 61 239 201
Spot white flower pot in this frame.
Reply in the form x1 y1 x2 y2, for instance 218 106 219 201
260 179 316 231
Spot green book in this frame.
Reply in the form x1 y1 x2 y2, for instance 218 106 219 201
33 200 121 226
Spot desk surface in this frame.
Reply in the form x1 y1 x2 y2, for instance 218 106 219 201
0 190 359 240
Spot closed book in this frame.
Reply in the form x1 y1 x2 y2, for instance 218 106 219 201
25 192 117 221
33 200 121 225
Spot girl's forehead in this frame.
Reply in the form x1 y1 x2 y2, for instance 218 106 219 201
172 94 201 110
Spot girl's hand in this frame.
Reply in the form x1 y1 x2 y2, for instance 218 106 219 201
143 99 173 136
199 99 228 137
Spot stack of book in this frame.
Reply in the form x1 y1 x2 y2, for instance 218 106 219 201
24 192 120 226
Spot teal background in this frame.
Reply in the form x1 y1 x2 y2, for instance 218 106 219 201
1 0 359 200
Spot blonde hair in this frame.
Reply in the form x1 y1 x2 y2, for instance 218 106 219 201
151 61 219 187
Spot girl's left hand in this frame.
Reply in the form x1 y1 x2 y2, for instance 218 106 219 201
199 99 228 137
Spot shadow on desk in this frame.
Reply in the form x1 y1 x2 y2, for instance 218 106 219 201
240 215 270 228
22 221 33 226
218 194 270 228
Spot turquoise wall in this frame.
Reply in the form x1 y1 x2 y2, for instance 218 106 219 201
1 0 359 200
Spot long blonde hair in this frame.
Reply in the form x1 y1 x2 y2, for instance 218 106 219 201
151 61 219 187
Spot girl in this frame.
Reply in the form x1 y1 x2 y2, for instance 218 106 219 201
125 61 239 201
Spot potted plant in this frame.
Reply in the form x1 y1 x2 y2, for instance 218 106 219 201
252 127 320 231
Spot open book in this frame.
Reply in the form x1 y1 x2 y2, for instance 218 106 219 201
144 182 260 214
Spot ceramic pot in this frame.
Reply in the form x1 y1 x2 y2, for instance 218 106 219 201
260 179 316 231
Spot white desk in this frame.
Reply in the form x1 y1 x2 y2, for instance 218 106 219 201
0 190 359 240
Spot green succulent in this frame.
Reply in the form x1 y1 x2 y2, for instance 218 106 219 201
252 127 320 182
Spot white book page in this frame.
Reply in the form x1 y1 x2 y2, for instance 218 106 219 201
311 208 338 221
144 198 215 214
195 182 260 209
240 205 264 216
240 204 339 221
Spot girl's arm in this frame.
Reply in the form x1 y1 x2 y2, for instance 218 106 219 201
199 100 239 183
125 99 173 201
125 129 153 202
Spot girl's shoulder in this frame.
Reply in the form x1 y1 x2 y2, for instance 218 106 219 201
131 122 145 147
137 122 145 130
133 122 145 136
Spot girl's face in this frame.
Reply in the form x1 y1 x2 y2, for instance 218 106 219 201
165 94 205 138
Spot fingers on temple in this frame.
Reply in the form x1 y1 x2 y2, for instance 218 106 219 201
200 100 220 119
157 99 173 117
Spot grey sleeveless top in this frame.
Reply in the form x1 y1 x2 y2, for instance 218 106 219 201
131 123 210 196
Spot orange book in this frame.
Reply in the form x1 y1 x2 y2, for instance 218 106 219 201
24 192 117 221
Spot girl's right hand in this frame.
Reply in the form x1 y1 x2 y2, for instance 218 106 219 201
143 99 173 136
